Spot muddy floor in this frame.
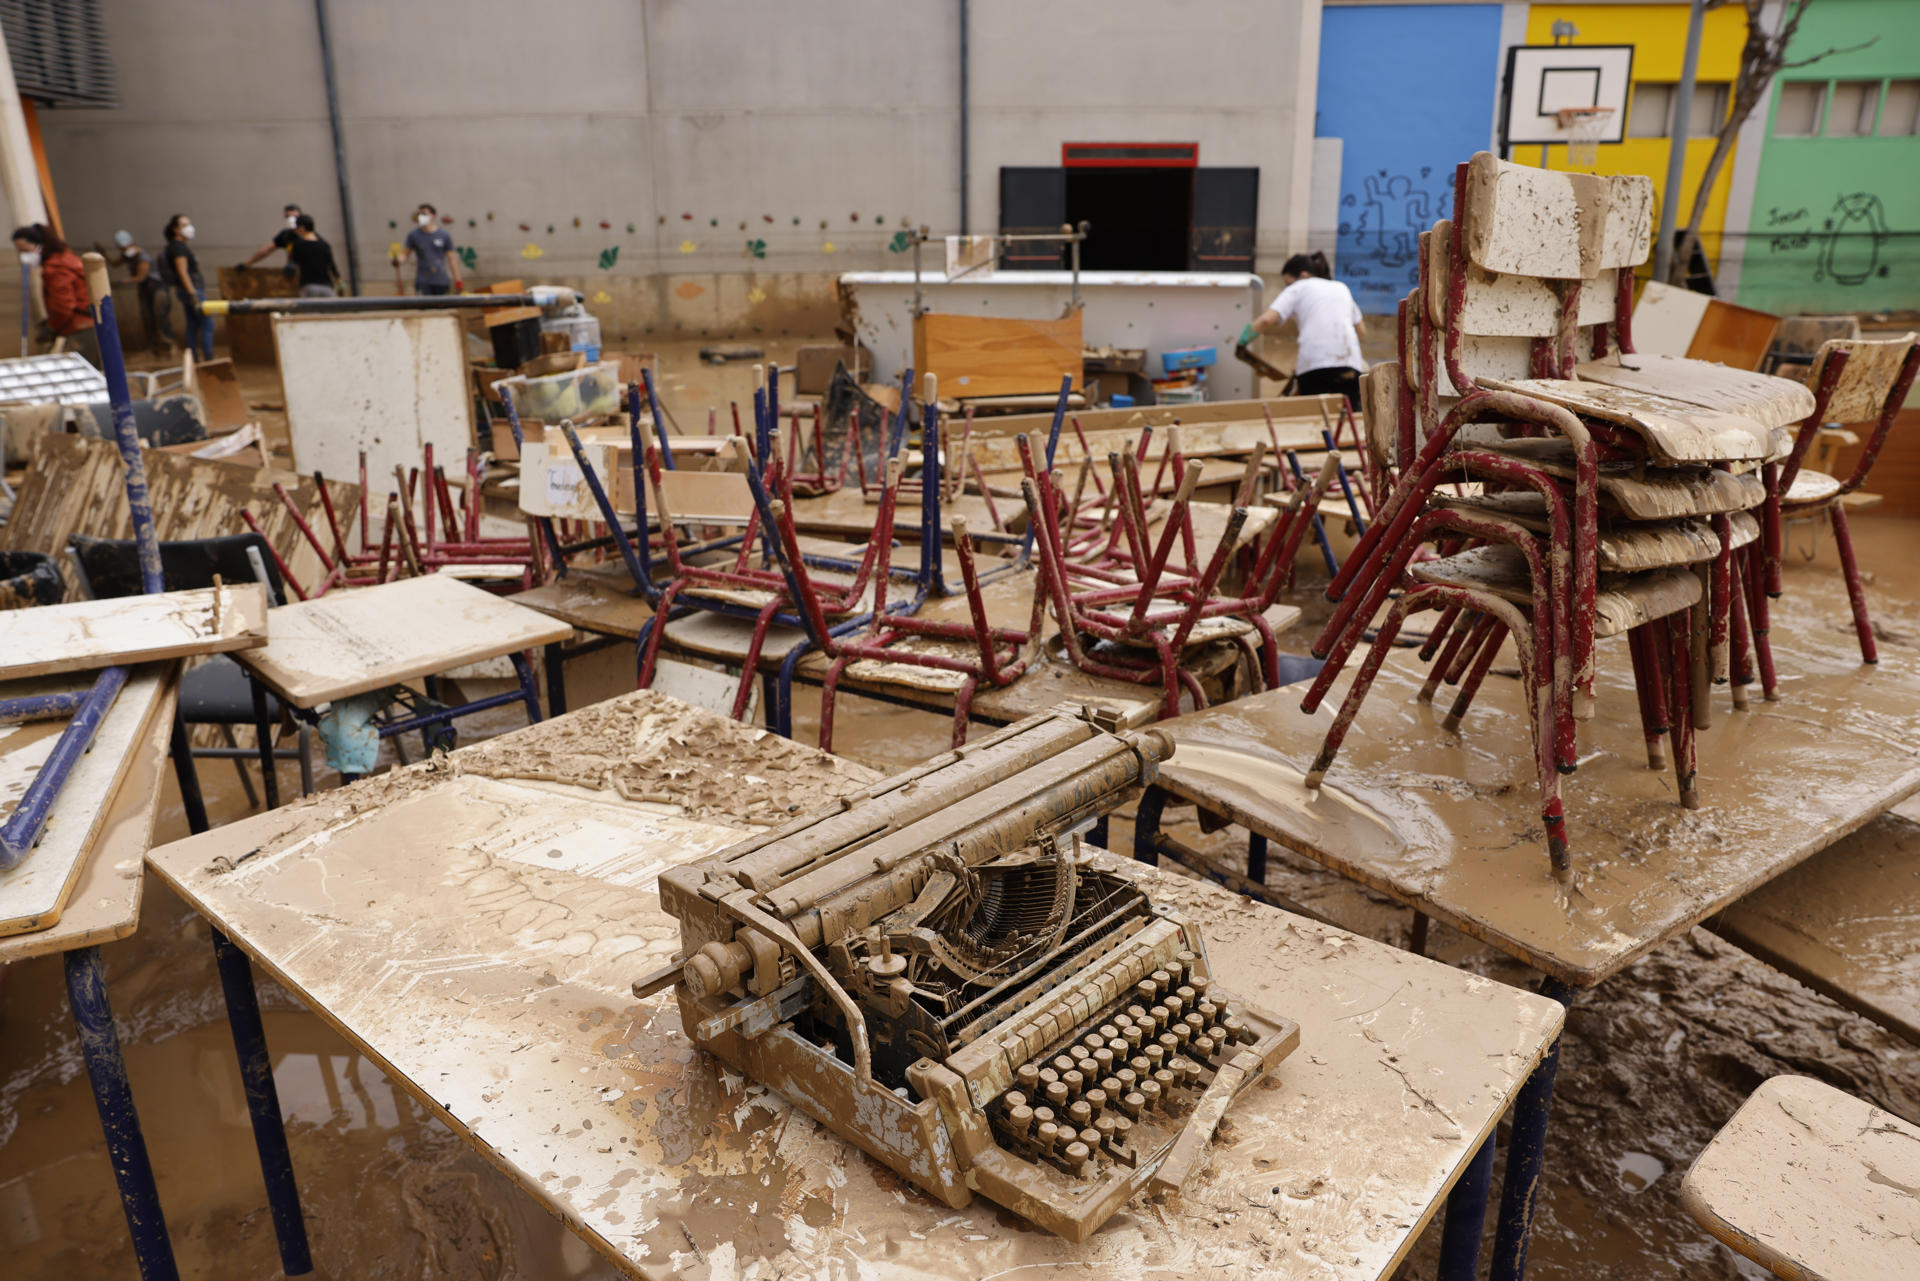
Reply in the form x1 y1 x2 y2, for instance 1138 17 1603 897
4 345 1918 1278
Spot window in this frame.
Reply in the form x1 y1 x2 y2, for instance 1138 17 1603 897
1628 83 1674 138
1881 80 1920 136
1775 81 1824 136
1628 81 1730 137
1828 80 1881 136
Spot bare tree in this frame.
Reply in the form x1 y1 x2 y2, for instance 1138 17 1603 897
1669 0 1877 285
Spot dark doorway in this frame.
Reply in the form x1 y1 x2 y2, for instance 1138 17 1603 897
1065 168 1193 271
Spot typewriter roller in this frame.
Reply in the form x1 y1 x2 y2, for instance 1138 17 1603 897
637 709 1299 1241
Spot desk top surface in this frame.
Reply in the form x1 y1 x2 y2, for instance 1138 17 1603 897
1681 1074 1920 1281
234 575 573 708
148 690 1563 1281
1151 586 1920 987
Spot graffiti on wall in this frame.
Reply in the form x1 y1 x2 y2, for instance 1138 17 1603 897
1765 192 1892 286
1337 168 1444 312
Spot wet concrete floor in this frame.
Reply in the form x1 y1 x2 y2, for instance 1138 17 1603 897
4 347 1918 1277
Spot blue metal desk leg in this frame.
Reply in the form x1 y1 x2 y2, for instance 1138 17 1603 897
1086 815 1109 849
250 679 281 811
542 642 568 716
167 708 210 836
64 945 181 1281
1132 785 1168 865
212 928 314 1276
1436 1130 1497 1281
1487 977 1577 1281
511 651 544 725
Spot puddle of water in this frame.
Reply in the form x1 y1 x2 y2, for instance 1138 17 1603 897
1614 1149 1667 1192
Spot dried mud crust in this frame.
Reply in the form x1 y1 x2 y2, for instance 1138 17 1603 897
451 688 880 824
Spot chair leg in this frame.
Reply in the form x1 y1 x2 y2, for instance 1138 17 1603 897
1664 613 1699 810
1744 542 1779 700
951 676 979 749
1728 552 1753 712
296 724 315 796
1689 581 1712 732
1626 624 1668 770
1830 503 1877 663
218 723 260 809
1442 620 1508 733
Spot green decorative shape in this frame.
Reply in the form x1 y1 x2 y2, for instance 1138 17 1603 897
888 230 912 253
387 220 397 229
746 238 767 260
455 246 477 269
597 246 620 270
626 222 636 234
546 224 554 234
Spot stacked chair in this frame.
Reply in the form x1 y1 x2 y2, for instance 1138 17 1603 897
1301 152 1823 872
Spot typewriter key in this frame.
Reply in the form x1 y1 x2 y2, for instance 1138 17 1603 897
1064 1141 1091 1175
1119 1091 1145 1119
1139 1079 1163 1111
1045 1081 1068 1107
1007 1104 1034 1137
1083 1088 1107 1117
1062 1070 1084 1097
1068 1100 1092 1127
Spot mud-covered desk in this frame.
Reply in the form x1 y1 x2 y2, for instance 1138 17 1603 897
147 690 1563 1280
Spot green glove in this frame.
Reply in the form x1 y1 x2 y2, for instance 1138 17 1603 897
1237 323 1258 347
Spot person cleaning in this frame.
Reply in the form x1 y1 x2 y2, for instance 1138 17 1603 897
12 223 99 367
1239 251 1366 406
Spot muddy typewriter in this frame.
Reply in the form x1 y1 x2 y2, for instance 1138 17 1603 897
633 709 1299 1241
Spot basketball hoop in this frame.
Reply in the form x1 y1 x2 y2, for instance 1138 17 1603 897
1557 106 1614 167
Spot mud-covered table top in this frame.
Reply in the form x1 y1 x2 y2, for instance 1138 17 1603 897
146 689 1564 1280
1150 583 1920 987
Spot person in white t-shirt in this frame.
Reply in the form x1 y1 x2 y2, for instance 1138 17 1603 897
1239 252 1367 406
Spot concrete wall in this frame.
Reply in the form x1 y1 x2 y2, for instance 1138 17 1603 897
1736 0 1920 313
29 0 1321 345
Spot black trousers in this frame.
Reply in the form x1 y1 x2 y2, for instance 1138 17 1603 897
1294 365 1361 407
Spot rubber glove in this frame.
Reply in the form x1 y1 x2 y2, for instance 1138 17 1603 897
1237 323 1258 347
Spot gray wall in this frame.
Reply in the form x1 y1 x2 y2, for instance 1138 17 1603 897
32 0 1320 339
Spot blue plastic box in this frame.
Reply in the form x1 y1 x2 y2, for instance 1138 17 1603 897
1160 345 1218 374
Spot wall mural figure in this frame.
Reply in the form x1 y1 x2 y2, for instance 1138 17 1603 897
1817 192 1890 286
1355 172 1431 270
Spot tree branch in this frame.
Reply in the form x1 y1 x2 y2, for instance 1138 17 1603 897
1781 35 1879 69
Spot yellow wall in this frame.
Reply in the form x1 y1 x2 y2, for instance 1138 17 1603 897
1523 4 1750 270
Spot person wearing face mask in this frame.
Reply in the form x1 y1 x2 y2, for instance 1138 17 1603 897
164 213 214 361
109 229 174 355
394 203 462 295
239 203 305 272
11 223 99 368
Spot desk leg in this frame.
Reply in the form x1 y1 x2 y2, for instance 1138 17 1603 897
1437 1130 1497 1281
1087 815 1109 849
1487 977 1576 1281
1132 786 1167 865
512 651 544 725
211 930 314 1276
249 680 281 812
64 946 181 1281
543 642 568 716
167 708 209 836
1247 831 1268 884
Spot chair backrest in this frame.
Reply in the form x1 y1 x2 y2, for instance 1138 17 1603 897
1770 315 1861 362
67 531 284 604
1806 333 1920 424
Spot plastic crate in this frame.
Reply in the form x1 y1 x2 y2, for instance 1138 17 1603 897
1159 345 1217 374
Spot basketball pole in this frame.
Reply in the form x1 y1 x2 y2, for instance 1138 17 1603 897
1652 0 1708 283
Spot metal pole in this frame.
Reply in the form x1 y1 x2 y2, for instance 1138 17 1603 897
1487 976 1578 1281
204 289 569 317
313 0 360 294
958 0 970 236
1651 0 1708 284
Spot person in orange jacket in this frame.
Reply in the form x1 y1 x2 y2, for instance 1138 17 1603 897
12 223 100 368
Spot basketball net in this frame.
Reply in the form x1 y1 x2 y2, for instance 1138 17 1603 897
1558 107 1613 168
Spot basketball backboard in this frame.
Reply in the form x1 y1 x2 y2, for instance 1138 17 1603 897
1502 44 1634 147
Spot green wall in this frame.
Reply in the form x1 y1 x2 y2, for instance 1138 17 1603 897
1739 0 1920 314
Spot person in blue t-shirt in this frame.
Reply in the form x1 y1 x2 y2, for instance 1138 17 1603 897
394 203 463 295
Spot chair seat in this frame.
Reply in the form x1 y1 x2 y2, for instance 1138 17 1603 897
1434 492 1760 570
1411 546 1702 637
1782 469 1843 507
1480 375 1776 465
1571 354 1817 429
181 655 281 724
1458 436 1766 519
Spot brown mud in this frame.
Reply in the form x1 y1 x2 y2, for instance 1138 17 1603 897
3 350 1917 1278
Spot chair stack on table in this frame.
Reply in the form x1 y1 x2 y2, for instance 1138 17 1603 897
1301 151 1830 873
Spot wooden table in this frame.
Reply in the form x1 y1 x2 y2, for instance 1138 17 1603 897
0 666 192 1280
229 574 572 800
1681 1074 1920 1280
1706 798 1920 1046
1131 579 1920 1279
147 690 1565 1281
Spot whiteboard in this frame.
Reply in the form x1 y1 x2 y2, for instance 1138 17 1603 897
274 313 472 506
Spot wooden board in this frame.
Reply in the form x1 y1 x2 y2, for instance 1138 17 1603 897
1814 333 1920 424
1480 376 1776 464
1461 151 1606 280
0 583 268 679
967 414 1331 478
234 574 572 708
1631 280 1712 358
1687 297 1781 373
1680 1074 1920 1281
0 666 171 937
1468 435 1766 519
1574 354 1815 428
1706 800 1920 1045
217 266 298 366
511 564 654 640
969 393 1344 441
145 689 1566 1281
0 432 360 602
912 312 1083 399
1409 547 1700 637
187 356 252 431
1149 573 1920 987
0 670 175 960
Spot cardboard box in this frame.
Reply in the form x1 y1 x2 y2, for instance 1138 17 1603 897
794 343 872 396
